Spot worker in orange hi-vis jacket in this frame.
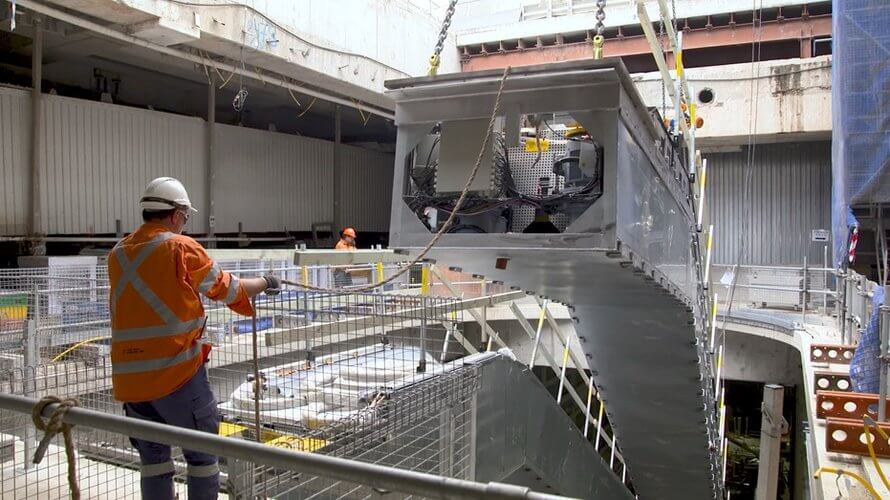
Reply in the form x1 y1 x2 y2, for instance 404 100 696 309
335 227 357 250
333 227 357 286
108 177 280 500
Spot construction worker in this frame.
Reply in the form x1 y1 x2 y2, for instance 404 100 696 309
335 227 357 250
333 227 356 286
108 177 280 500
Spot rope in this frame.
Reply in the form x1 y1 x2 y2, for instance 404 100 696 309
297 97 317 118
32 396 81 500
281 66 512 294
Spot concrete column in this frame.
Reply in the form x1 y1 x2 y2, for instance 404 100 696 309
206 75 216 248
29 18 43 241
333 105 342 231
755 384 787 500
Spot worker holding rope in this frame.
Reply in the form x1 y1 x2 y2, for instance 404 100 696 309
108 177 280 500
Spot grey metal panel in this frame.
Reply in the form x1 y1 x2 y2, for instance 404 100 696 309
213 124 333 233
473 354 633 499
0 89 391 236
387 59 718 499
39 93 207 235
705 142 831 266
0 87 30 236
615 119 693 297
339 145 394 233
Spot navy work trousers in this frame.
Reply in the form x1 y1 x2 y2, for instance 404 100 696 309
123 364 220 500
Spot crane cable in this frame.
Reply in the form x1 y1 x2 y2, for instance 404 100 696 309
428 0 459 76
281 66 512 293
592 0 606 59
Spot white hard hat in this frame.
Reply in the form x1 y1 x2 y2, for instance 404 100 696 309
140 177 197 213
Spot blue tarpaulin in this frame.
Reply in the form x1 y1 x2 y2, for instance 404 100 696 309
850 286 885 393
831 0 890 267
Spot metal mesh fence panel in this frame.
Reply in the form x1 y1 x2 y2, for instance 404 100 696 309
0 259 494 499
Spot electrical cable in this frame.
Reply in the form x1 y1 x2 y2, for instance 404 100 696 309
814 467 880 499
718 0 764 350
862 418 890 491
280 66 513 294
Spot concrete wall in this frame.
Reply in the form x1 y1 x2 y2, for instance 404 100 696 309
55 0 460 110
723 331 802 386
634 57 832 147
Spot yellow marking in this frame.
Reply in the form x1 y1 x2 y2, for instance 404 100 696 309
301 266 309 287
420 266 430 296
219 422 248 437
265 435 327 453
711 296 718 322
524 138 550 153
376 262 384 284
675 50 684 77
0 305 27 321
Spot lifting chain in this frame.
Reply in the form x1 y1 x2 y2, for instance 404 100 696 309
428 0 459 76
592 0 606 60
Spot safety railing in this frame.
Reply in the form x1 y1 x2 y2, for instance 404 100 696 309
0 386 569 499
0 259 631 495
710 263 838 318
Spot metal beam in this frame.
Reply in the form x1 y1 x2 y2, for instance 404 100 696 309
333 105 342 231
29 16 43 239
459 17 832 72
206 73 216 247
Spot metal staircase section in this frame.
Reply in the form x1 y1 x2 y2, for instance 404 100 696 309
385 59 720 499
471 353 634 499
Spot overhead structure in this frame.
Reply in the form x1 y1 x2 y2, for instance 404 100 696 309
386 59 720 498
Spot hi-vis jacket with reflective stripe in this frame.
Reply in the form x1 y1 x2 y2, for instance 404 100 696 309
108 222 254 402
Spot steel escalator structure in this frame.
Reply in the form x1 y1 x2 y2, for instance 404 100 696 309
386 59 720 499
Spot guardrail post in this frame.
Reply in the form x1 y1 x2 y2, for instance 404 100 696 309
823 246 829 315
21 317 38 470
418 296 427 373
226 457 255 499
880 286 890 422
802 257 808 322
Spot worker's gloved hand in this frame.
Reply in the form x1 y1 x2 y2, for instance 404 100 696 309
263 274 281 296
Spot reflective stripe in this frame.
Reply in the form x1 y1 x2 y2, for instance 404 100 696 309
113 342 203 375
197 263 221 295
187 462 219 478
127 276 179 325
112 317 206 343
224 275 240 304
141 461 175 478
111 232 176 317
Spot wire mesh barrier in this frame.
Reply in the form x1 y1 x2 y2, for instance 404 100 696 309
710 264 838 313
0 260 547 499
0 258 635 498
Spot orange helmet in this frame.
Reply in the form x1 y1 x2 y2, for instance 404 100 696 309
342 227 357 239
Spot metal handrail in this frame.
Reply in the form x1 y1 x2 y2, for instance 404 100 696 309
0 393 571 500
